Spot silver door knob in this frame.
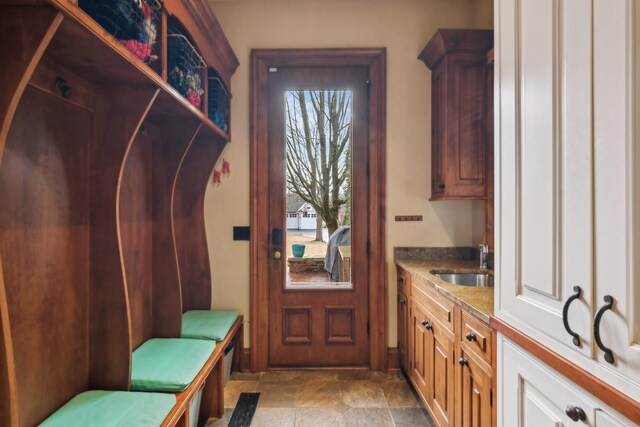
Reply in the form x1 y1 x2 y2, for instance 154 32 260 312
273 250 282 260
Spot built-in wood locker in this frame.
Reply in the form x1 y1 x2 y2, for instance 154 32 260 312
0 1 238 425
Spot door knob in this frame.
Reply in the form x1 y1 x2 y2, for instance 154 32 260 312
458 357 468 367
421 320 432 330
565 405 587 422
273 250 282 260
465 333 477 342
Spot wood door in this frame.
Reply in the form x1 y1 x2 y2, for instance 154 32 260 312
496 0 594 356
428 319 455 427
266 67 369 367
397 289 409 371
457 349 492 427
410 301 430 403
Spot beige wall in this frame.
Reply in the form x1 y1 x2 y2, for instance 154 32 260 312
204 0 494 348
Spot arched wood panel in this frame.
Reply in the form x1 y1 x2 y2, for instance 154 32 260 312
0 10 64 426
90 85 159 390
0 86 93 426
173 129 227 312
120 92 201 349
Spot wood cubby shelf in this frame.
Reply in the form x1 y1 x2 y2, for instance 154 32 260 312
0 0 238 425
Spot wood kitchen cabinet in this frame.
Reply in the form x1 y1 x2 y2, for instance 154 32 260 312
397 288 409 372
419 30 493 200
427 318 455 427
397 266 495 427
410 299 431 403
495 0 640 410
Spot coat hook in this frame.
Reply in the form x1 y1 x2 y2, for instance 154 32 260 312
54 77 71 99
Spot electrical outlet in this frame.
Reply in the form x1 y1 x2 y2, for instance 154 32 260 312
395 215 423 222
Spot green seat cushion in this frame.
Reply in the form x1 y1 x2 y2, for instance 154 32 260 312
39 390 175 427
181 310 239 341
131 338 215 392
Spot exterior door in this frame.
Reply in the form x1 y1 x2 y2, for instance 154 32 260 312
267 67 369 367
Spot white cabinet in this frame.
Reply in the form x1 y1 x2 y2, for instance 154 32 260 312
495 0 640 400
498 335 632 427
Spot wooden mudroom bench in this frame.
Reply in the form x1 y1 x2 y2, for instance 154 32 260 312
0 0 238 425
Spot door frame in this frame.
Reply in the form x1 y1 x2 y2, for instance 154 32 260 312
250 48 387 372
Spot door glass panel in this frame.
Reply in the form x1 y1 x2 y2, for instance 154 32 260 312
284 89 352 289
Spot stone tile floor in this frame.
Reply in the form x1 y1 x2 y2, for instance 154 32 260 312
206 370 434 427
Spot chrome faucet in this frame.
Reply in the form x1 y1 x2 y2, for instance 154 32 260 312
479 244 489 269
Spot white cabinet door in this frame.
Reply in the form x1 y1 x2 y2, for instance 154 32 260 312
496 0 640 398
498 335 632 427
495 0 593 355
592 0 640 386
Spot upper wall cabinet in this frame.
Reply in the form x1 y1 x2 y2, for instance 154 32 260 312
495 0 640 403
419 30 493 200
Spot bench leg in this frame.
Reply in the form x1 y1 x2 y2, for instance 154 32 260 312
200 358 225 419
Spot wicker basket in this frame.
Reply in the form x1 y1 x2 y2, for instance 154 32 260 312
79 0 161 63
207 75 229 132
167 32 206 109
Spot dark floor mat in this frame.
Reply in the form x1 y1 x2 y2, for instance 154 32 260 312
228 392 260 427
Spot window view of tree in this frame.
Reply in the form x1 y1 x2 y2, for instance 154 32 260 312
285 90 352 241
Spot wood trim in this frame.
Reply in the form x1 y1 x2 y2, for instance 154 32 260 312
250 48 387 372
491 317 640 423
241 348 251 372
387 348 400 372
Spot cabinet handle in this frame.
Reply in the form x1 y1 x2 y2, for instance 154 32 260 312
565 405 587 422
562 286 582 347
458 357 468 367
465 332 477 342
421 320 433 330
399 299 406 306
594 295 615 364
438 184 445 190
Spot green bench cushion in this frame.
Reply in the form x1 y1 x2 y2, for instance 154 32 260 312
131 338 215 392
39 391 175 427
181 310 239 341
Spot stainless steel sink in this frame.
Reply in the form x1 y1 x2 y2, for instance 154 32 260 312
432 272 494 287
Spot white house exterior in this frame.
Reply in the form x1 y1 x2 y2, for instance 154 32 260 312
286 202 318 230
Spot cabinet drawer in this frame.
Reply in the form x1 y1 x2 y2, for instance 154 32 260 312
460 310 492 365
412 279 454 333
397 268 409 296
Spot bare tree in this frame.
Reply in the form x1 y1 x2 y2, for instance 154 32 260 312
285 90 351 239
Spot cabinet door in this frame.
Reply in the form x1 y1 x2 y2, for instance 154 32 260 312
428 319 455 427
458 349 492 427
499 335 632 427
398 289 409 371
591 0 640 385
431 64 446 198
496 0 593 355
444 54 487 198
410 301 430 403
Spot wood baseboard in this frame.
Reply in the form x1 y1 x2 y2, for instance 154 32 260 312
492 317 640 424
387 347 400 372
241 348 251 372
240 347 401 373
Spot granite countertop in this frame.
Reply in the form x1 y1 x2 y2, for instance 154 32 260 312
395 250 494 323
